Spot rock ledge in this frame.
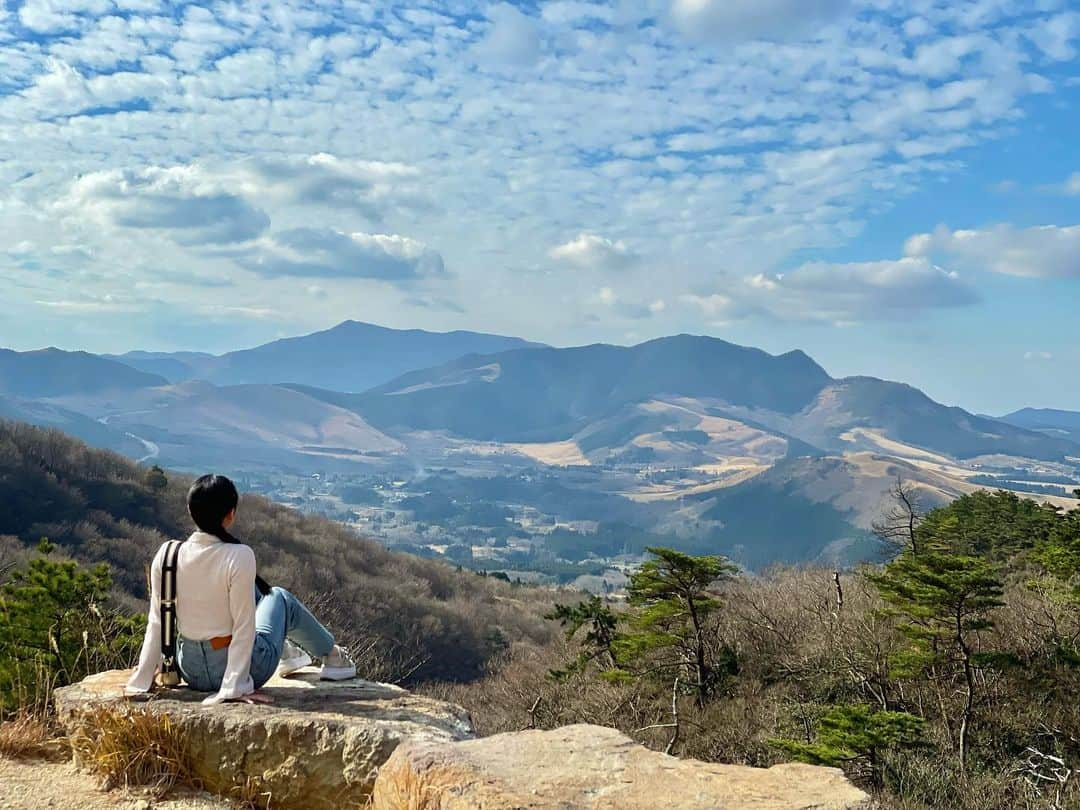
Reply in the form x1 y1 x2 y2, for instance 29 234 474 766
371 723 870 810
55 672 869 809
53 668 473 809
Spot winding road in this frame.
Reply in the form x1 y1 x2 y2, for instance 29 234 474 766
96 414 160 464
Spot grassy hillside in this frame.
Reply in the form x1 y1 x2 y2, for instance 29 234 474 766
820 378 1078 461
0 420 553 684
0 395 144 456
51 380 402 472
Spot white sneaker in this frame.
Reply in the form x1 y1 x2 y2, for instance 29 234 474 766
277 639 313 677
319 644 357 681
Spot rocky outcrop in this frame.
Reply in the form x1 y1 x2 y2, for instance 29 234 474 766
370 724 870 810
55 673 869 810
52 668 473 809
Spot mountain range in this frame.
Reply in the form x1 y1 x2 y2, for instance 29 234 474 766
295 337 1074 463
1000 408 1080 444
103 320 542 392
2 320 1077 568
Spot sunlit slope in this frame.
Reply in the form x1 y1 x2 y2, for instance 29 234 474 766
298 336 1077 464
50 380 401 469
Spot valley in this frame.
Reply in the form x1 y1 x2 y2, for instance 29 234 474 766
3 321 1078 582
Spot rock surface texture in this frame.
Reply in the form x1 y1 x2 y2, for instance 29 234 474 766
52 668 474 809
55 673 869 809
370 723 871 810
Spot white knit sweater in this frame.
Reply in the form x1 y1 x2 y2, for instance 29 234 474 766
126 531 258 704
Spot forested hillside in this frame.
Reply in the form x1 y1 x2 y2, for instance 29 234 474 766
0 420 552 684
430 489 1080 809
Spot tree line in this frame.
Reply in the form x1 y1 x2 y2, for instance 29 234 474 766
433 484 1080 809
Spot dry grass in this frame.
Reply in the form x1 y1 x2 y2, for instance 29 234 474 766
224 775 274 810
0 709 64 760
69 705 200 795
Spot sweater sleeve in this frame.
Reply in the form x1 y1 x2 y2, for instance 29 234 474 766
203 545 257 704
125 543 167 695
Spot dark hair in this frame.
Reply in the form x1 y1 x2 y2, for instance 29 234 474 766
187 474 271 595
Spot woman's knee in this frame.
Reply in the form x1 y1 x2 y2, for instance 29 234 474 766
270 585 293 601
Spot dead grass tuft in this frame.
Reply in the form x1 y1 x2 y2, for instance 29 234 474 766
226 774 274 810
0 709 65 760
69 705 200 795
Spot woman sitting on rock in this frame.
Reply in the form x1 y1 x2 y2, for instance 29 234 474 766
126 474 355 704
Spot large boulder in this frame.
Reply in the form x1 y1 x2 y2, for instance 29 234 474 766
370 723 870 809
53 668 474 809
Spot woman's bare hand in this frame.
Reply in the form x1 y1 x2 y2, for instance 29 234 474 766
232 690 273 705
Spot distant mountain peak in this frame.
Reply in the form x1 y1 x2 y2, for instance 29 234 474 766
104 320 544 392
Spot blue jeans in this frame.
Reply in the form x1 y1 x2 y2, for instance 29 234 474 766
177 586 335 692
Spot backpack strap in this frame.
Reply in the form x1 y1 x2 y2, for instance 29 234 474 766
160 540 182 677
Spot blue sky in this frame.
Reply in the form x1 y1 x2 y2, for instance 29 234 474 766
0 0 1077 414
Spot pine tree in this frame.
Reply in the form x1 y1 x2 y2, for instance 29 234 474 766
0 539 143 711
1032 506 1080 593
867 547 1003 769
612 547 738 705
145 465 168 494
772 704 924 787
545 595 619 679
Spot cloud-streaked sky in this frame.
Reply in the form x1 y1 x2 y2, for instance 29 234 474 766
1 0 1077 414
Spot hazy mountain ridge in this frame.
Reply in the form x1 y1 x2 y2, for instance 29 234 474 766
0 348 168 398
106 320 545 391
1000 408 1080 444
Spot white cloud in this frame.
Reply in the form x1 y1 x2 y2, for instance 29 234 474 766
670 0 852 43
905 224 1080 279
234 154 426 220
679 292 739 320
16 58 172 118
18 0 110 33
473 4 542 66
34 293 141 313
1066 173 1080 195
0 0 1076 351
51 155 432 252
58 166 270 245
1024 351 1054 362
683 257 978 324
593 287 659 320
232 228 446 283
550 233 637 270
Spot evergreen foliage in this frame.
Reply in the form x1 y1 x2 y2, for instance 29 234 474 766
544 595 618 679
914 489 1058 562
145 465 168 494
441 489 1080 809
0 538 142 712
611 547 738 704
868 545 1004 767
771 704 924 787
